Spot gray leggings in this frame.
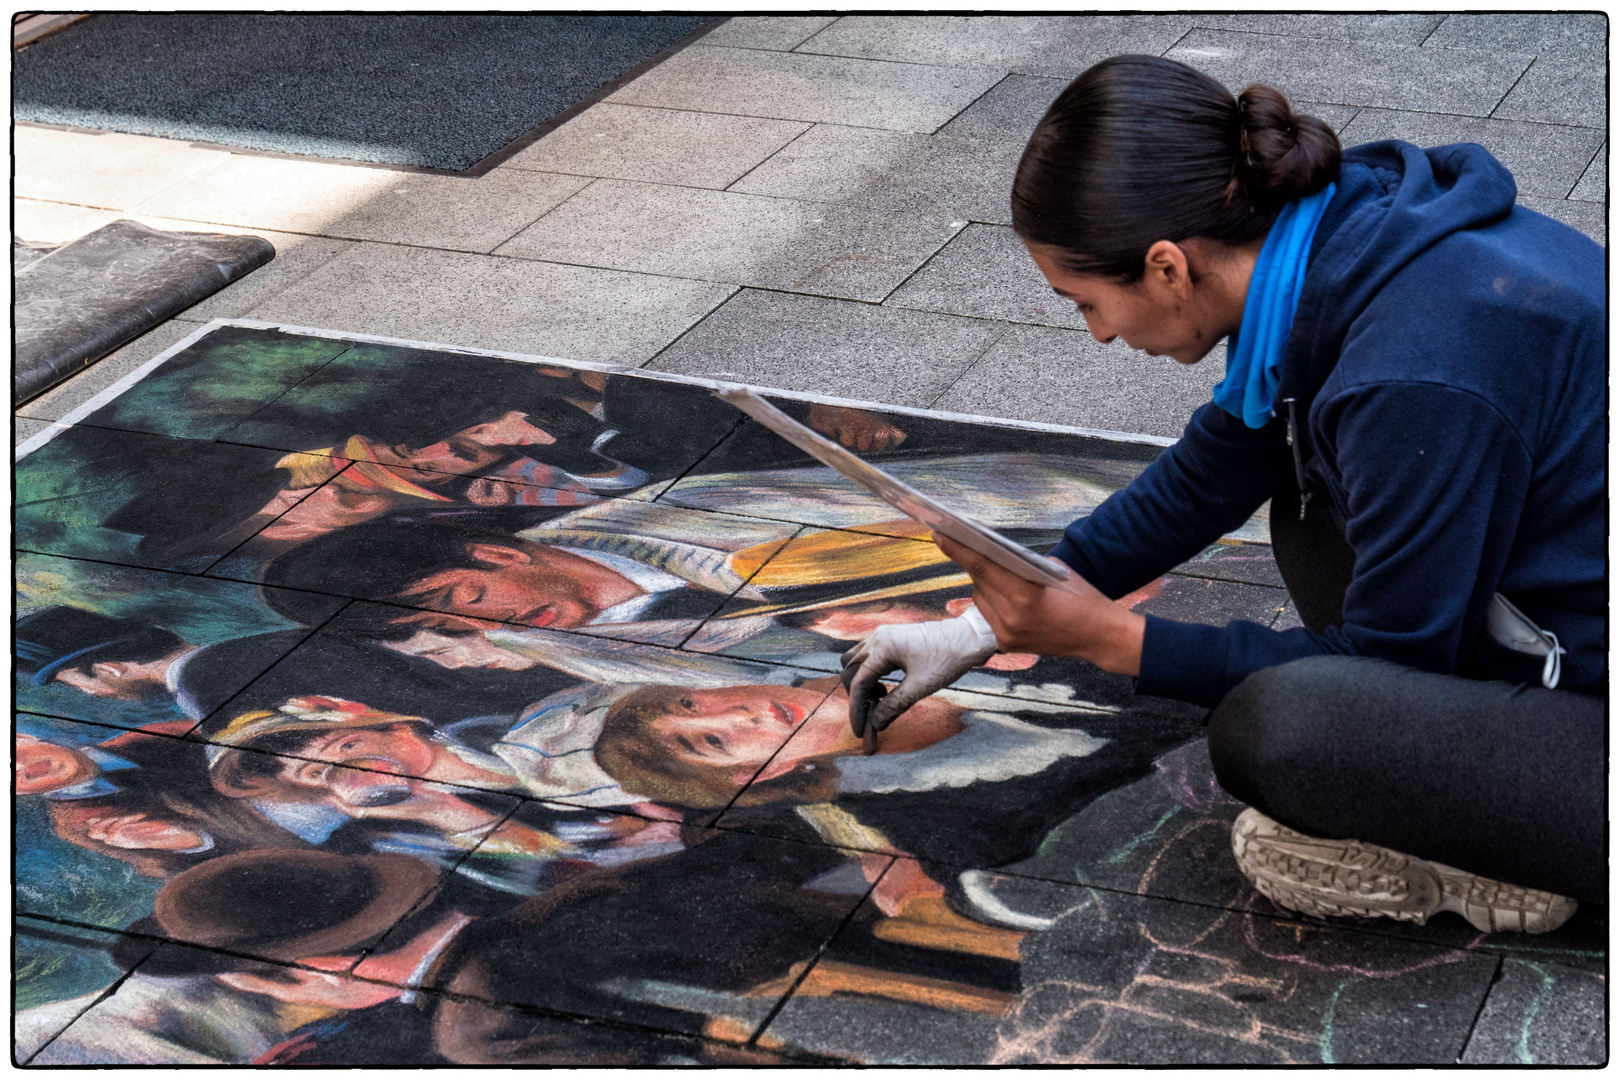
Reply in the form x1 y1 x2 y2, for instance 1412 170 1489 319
1207 491 1605 903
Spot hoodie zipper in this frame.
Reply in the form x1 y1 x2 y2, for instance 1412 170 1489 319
1283 397 1312 521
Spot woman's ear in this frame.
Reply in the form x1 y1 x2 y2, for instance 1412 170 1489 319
1142 239 1194 299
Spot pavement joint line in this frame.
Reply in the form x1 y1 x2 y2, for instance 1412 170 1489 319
874 220 975 305
1456 955 1508 1062
928 68 1021 136
722 120 819 192
747 850 894 1046
175 598 357 741
925 321 1015 411
1417 15 1450 48
1487 55 1540 120
586 97 989 136
14 908 722 1045
1160 24 1198 57
343 799 531 977
1564 141 1606 200
21 938 155 1066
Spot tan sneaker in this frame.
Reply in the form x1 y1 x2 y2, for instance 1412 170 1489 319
1231 808 1577 935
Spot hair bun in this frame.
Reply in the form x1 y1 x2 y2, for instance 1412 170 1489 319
1236 84 1340 205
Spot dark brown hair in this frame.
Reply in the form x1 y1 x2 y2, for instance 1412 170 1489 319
595 685 840 810
1012 54 1341 281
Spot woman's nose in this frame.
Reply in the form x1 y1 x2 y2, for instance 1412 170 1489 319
1083 316 1116 344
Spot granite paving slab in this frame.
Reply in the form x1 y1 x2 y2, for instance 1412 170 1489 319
728 124 1024 224
1187 13 1446 45
243 244 738 365
647 289 1006 406
16 554 340 732
1134 574 1290 630
1339 109 1605 199
1492 57 1608 129
934 323 1226 440
136 156 591 254
1571 145 1606 202
16 917 160 1063
702 15 838 52
1423 12 1607 57
13 196 122 247
990 881 1499 1064
935 73 1066 141
794 15 1195 78
1460 958 1607 1064
886 223 1088 328
15 424 365 575
609 44 1003 133
170 235 356 322
498 179 966 303
503 103 809 189
12 124 234 212
1173 542 1287 589
1166 29 1532 115
16 220 275 402
765 862 1500 1063
1003 738 1608 974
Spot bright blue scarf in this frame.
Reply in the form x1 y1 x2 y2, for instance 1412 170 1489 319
1213 183 1336 428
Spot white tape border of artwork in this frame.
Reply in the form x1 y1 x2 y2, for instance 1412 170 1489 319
15 317 1179 462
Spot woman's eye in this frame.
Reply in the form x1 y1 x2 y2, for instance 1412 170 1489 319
679 698 695 710
705 733 724 750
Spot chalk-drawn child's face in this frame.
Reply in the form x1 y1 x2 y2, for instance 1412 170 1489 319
648 686 826 769
15 734 98 795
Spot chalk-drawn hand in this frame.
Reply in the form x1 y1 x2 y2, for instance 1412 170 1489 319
936 534 1145 677
839 609 999 746
807 404 907 452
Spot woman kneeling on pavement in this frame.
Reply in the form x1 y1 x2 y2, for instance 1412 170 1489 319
842 54 1604 933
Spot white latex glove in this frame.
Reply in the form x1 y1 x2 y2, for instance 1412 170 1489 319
839 605 1000 750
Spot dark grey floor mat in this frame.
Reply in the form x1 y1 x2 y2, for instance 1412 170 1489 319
14 14 718 171
15 220 274 403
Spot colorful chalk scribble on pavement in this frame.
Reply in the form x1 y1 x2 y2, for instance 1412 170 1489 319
14 323 1605 1065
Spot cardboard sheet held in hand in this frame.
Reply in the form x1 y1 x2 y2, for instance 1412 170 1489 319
715 388 1081 593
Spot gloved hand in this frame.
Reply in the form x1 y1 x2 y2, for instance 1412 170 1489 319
840 605 1000 751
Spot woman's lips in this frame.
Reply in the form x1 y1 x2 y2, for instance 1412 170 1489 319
525 605 559 629
770 701 800 726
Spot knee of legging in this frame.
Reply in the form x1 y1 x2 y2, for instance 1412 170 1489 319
1207 658 1342 805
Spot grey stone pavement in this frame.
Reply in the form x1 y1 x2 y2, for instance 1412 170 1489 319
12 14 1608 1065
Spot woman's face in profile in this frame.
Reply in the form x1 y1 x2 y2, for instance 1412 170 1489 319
1025 241 1231 366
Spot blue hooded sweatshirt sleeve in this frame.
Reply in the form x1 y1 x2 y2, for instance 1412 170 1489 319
1050 142 1606 707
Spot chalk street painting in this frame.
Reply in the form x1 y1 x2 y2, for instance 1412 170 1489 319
17 324 1587 1065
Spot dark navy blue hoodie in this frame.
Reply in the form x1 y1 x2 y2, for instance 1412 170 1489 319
1049 141 1606 706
